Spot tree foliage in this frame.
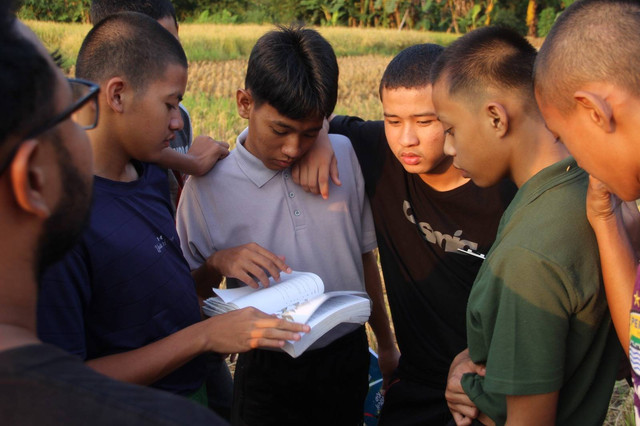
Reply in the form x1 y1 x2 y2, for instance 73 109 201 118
18 0 573 36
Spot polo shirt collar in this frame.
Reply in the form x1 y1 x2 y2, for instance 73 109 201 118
235 127 280 188
504 156 581 221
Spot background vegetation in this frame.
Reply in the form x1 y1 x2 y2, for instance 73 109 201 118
21 0 575 37
27 21 456 144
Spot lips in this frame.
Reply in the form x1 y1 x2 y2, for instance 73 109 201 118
400 152 421 166
163 133 175 147
453 163 470 178
274 159 294 169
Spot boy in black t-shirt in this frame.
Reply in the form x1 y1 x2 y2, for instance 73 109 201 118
293 44 515 425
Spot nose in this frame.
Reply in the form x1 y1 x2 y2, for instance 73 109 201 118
399 124 419 147
169 108 184 131
443 135 456 156
282 135 303 159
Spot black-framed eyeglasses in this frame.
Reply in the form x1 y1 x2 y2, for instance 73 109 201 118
0 78 100 176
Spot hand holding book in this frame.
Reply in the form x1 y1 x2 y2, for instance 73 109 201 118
203 271 371 357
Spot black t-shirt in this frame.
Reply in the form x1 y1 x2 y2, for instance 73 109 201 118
0 344 226 426
330 116 516 387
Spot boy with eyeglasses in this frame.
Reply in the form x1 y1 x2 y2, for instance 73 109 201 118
0 4 224 424
36 11 308 406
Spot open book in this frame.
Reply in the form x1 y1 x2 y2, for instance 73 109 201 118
203 271 371 357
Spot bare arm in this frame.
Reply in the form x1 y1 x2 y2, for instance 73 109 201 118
156 135 229 176
362 250 399 389
586 176 637 354
504 392 559 426
291 117 340 199
86 307 310 385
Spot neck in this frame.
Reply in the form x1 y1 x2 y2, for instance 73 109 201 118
509 116 569 188
89 128 138 182
0 225 41 352
419 157 470 191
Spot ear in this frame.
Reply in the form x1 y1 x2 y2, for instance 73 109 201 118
486 102 509 138
236 89 254 119
104 77 127 114
9 140 51 218
573 90 614 133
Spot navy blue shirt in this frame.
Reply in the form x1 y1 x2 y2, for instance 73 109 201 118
37 162 205 396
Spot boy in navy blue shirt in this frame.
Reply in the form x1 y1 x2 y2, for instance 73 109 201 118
88 0 227 210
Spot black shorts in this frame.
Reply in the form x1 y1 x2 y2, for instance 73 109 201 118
378 373 452 426
231 326 369 426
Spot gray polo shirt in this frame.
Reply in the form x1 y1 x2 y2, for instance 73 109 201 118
177 129 376 298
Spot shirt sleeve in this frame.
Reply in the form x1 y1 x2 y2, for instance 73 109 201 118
37 247 92 359
176 178 216 270
331 133 377 254
329 116 386 183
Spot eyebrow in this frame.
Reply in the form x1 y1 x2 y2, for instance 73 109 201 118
384 112 437 118
272 120 323 133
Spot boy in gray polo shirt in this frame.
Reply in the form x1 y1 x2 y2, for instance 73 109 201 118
176 26 395 425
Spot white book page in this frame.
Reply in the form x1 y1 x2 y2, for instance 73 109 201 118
212 286 255 304
215 271 324 315
282 291 368 324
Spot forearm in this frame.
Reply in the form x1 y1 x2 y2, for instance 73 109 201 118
86 320 209 386
592 214 636 354
505 392 558 426
192 259 224 299
362 251 395 350
156 147 193 173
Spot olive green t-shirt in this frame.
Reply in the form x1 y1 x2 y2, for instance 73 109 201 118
462 157 619 426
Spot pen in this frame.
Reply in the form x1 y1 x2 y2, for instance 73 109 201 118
457 248 486 260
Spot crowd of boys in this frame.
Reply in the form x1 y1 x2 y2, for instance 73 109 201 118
1 0 639 425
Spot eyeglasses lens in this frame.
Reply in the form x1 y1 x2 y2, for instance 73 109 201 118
70 80 98 130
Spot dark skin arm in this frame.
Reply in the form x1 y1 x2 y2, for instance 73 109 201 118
362 250 399 389
86 307 309 385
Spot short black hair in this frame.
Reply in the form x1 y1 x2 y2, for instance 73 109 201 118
89 0 177 28
431 26 537 108
379 43 444 99
245 25 339 121
534 0 640 113
76 11 187 93
0 2 57 144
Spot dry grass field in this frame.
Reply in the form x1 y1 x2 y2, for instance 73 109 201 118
185 55 390 144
